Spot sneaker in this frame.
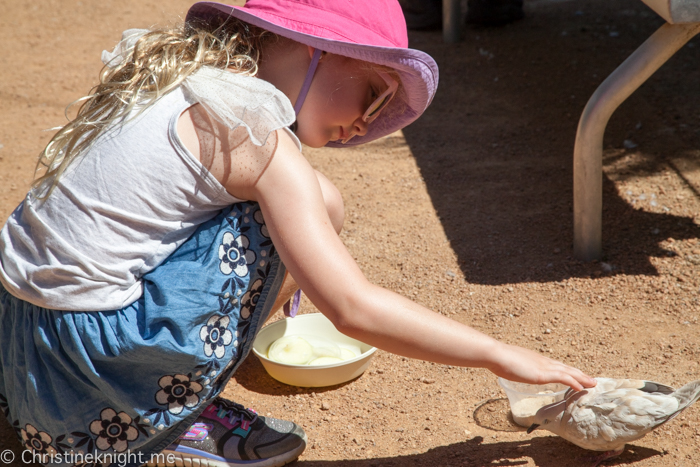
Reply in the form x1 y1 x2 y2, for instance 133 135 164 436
157 398 307 467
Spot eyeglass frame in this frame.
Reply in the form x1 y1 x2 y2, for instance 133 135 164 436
342 71 399 143
362 71 399 124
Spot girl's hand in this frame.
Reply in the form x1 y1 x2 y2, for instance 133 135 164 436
486 342 596 391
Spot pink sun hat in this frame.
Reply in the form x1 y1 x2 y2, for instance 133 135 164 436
185 0 439 147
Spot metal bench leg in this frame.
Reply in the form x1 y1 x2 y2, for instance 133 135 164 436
443 0 461 43
573 22 700 261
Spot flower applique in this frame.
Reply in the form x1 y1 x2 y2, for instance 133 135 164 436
21 424 58 456
240 279 263 319
200 315 235 358
89 408 139 452
218 232 256 277
155 374 204 415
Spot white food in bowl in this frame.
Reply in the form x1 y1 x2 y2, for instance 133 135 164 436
252 313 377 387
309 356 344 366
267 336 314 364
267 334 358 365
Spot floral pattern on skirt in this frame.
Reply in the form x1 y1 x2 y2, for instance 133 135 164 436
0 202 285 467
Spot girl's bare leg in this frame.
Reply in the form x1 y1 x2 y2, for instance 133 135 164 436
267 170 344 321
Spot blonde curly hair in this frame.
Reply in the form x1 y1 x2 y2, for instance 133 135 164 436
32 16 274 200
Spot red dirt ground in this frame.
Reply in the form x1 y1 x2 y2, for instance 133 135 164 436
1 0 699 466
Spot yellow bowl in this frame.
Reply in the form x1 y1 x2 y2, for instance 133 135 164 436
252 313 377 387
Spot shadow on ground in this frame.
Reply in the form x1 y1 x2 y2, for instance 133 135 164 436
232 354 357 396
399 0 700 285
293 436 661 467
231 363 664 467
472 398 525 432
0 409 665 467
0 405 662 467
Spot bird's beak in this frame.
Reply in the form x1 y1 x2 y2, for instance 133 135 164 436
527 423 540 434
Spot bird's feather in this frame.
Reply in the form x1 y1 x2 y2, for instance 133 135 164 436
529 378 700 453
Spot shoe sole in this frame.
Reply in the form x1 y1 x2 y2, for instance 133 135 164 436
146 436 307 467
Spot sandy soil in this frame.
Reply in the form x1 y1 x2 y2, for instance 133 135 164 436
1 0 699 466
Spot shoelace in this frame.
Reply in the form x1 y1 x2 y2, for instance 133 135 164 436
214 399 259 427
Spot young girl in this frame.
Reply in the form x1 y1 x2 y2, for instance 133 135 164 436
0 1 595 466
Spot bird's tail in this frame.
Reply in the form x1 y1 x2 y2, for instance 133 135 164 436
667 380 700 422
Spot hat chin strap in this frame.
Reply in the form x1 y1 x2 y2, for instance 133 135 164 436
293 48 323 116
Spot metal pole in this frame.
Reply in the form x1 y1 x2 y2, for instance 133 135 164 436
443 0 461 43
573 22 700 261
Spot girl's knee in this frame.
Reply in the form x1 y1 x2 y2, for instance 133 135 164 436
315 171 345 234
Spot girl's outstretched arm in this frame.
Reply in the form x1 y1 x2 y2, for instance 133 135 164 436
249 132 596 392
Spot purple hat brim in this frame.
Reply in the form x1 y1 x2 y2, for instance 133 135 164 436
186 2 439 147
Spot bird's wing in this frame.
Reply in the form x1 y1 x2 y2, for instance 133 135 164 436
573 389 679 444
560 403 622 451
596 378 675 395
554 385 678 452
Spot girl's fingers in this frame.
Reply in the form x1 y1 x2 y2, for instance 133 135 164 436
494 344 595 391
557 372 584 391
537 358 595 391
552 365 596 391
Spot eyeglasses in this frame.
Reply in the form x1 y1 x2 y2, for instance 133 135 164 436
362 71 399 124
342 71 398 143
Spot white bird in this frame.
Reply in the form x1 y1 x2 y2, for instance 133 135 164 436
527 378 700 466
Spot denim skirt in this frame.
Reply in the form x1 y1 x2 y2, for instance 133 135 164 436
0 202 285 467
